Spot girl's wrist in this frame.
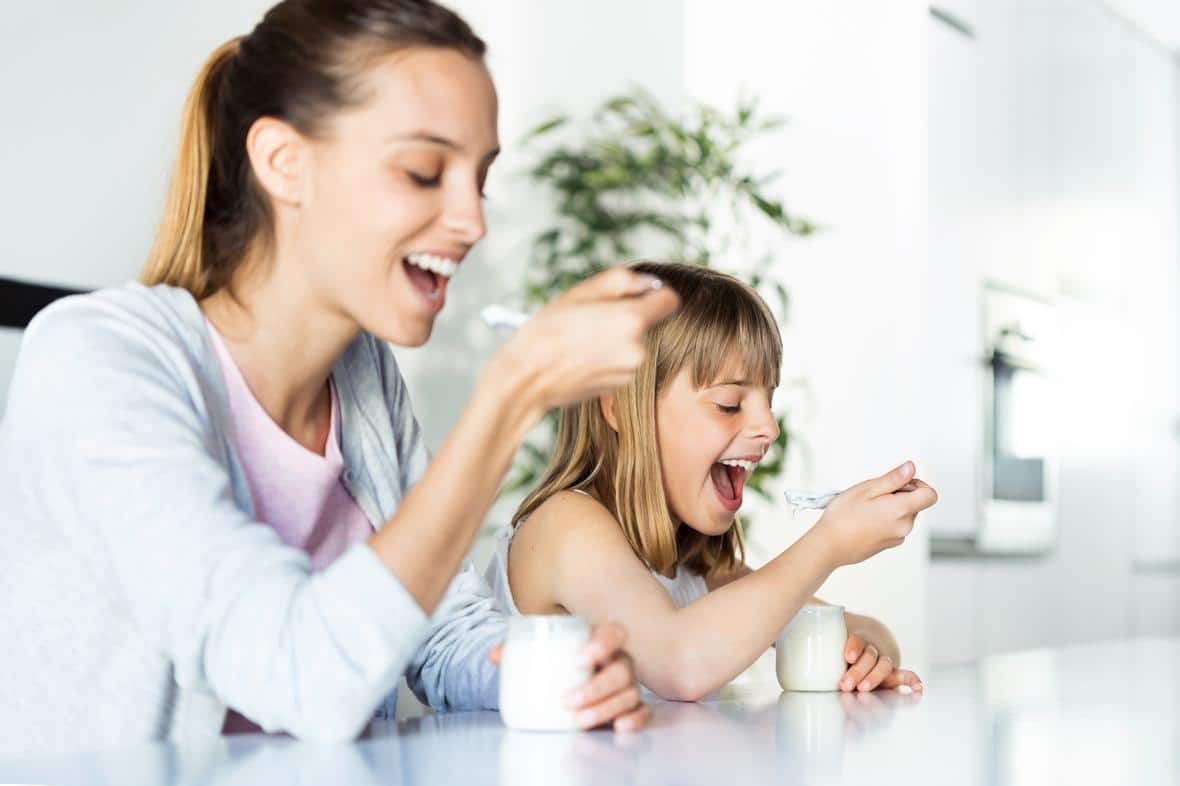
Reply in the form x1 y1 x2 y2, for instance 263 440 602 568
797 525 843 574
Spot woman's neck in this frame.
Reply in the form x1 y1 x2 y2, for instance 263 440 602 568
200 260 360 454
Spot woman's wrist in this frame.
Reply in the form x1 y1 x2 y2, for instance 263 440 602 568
481 344 545 444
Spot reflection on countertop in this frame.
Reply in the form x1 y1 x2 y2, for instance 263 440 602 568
2 639 1177 785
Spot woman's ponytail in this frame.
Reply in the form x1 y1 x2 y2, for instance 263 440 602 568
140 37 241 296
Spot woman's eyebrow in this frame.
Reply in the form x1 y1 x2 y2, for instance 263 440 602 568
388 131 500 161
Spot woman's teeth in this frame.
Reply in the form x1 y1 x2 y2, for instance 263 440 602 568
406 253 459 279
719 458 757 473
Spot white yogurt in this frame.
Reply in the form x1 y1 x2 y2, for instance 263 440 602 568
499 615 591 731
776 604 848 692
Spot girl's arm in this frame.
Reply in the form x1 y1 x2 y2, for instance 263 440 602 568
710 566 903 664
512 464 935 701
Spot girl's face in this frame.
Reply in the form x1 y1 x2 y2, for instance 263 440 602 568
655 362 780 537
296 47 499 347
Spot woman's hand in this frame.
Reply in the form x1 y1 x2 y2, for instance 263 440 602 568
493 267 680 416
489 621 651 732
811 461 938 568
840 632 924 694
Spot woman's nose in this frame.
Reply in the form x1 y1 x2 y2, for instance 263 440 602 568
443 184 487 245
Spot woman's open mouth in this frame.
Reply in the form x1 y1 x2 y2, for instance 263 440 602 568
403 252 459 310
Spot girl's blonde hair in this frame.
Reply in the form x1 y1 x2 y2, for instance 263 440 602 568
140 0 486 299
512 262 783 580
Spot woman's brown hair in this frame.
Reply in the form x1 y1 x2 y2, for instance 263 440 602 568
140 0 485 299
512 262 783 580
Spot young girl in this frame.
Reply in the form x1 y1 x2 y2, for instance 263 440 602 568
487 262 936 701
0 0 674 755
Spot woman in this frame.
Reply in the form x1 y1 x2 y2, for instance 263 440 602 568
0 0 677 755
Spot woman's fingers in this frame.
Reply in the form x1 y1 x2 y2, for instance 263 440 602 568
576 683 643 730
612 702 652 733
566 657 632 709
562 267 662 303
516 269 680 410
579 622 628 669
840 643 879 691
567 623 650 730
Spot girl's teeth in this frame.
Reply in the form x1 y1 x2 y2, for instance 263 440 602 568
720 459 756 472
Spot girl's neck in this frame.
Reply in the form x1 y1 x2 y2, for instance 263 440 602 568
200 258 360 453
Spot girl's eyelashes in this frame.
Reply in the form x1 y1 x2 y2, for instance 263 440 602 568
407 170 442 188
715 403 741 414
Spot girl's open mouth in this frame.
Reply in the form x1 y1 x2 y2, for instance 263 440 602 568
710 459 753 512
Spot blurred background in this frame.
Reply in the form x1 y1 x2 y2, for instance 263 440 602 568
2 0 1177 680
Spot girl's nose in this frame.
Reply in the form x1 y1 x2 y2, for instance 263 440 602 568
746 405 780 445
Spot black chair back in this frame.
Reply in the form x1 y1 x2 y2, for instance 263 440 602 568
0 277 86 329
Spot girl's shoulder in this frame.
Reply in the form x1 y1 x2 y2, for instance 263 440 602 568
515 489 633 563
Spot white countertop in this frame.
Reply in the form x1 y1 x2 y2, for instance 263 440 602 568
4 637 1177 785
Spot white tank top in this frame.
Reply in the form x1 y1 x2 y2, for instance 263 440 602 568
484 491 718 701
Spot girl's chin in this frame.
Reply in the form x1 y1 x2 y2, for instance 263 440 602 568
682 506 738 537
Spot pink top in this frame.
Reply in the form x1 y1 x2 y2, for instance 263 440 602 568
207 320 375 732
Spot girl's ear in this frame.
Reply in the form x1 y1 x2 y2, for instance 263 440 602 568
599 394 620 432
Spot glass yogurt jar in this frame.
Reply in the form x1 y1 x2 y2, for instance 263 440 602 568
499 615 592 731
776 604 848 692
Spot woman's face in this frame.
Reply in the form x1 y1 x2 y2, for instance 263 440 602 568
295 47 499 347
655 362 779 537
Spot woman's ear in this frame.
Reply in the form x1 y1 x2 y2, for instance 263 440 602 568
245 116 307 208
599 394 620 432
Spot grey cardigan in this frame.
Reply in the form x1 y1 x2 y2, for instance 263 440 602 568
0 283 505 756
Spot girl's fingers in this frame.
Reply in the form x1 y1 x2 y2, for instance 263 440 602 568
576 684 643 730
840 644 879 691
487 643 503 666
566 657 632 709
858 655 895 692
844 634 866 665
881 668 924 693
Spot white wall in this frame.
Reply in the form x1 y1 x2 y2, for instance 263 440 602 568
926 0 1180 665
682 0 933 672
0 0 277 411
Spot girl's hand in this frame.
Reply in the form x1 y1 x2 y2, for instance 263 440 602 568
840 633 924 693
811 461 938 568
494 267 680 414
489 621 651 732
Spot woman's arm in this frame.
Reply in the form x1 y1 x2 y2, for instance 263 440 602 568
368 268 679 613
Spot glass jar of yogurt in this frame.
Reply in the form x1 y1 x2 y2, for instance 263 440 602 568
776 604 848 692
499 615 592 731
